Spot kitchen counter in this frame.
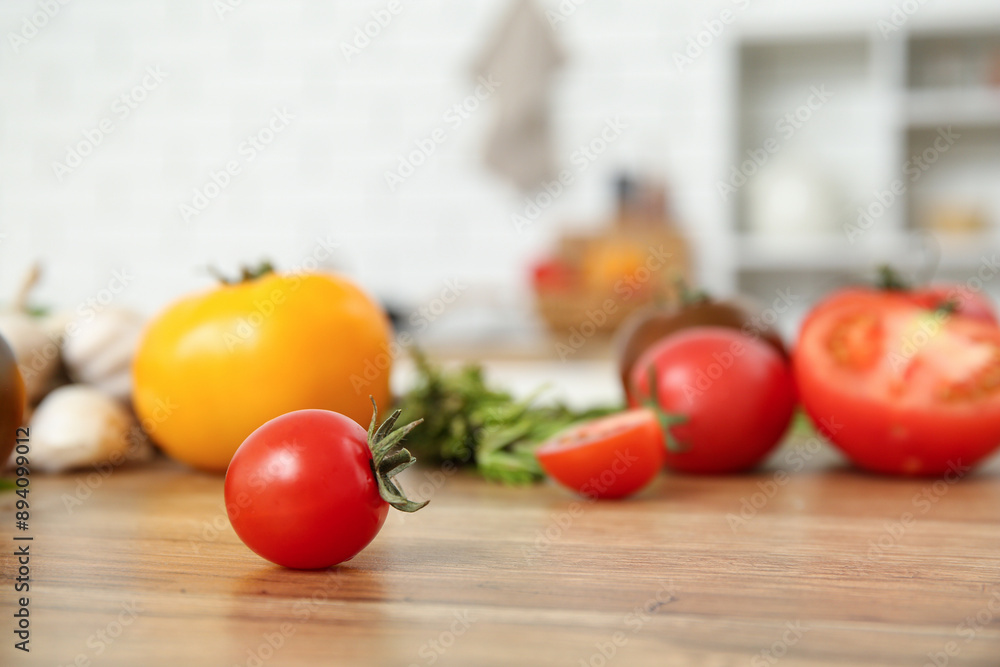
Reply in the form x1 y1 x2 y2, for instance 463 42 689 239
3 440 999 667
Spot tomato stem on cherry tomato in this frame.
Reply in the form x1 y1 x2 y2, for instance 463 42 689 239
367 397 429 513
640 364 689 454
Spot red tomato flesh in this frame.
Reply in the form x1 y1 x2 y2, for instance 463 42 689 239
796 292 1000 475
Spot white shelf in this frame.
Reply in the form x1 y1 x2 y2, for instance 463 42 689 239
906 88 1000 128
736 231 998 273
736 233 864 271
725 22 1000 296
931 231 1000 270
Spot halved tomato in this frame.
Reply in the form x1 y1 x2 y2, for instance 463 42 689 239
796 291 1000 475
535 409 666 499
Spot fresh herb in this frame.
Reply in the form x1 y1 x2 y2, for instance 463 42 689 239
396 350 620 484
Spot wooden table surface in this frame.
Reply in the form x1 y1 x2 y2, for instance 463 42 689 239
2 441 1000 667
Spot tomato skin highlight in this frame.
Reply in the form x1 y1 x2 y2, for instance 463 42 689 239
225 409 389 569
795 291 1000 476
629 327 797 474
536 409 666 499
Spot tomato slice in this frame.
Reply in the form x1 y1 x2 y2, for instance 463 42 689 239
536 409 666 499
796 294 1000 475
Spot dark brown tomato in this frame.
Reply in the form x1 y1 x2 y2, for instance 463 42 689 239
0 333 25 465
616 296 788 402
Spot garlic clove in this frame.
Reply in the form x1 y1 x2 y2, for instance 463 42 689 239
21 385 153 473
0 312 59 403
62 308 146 402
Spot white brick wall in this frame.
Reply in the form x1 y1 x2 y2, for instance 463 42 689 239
0 0 996 317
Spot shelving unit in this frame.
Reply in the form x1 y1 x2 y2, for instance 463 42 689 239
722 19 1000 314
906 88 1000 128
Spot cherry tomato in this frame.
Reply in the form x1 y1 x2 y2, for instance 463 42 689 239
0 333 25 464
629 327 796 474
795 289 1000 475
531 258 577 293
536 409 666 499
225 402 426 569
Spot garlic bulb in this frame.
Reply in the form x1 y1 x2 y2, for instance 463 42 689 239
0 264 61 403
62 308 146 402
22 385 153 473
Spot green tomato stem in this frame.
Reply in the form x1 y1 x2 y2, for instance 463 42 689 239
367 397 428 513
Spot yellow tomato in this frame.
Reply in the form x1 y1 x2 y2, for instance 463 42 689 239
583 241 647 293
132 272 393 472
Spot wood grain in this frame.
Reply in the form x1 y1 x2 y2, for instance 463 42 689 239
2 441 999 667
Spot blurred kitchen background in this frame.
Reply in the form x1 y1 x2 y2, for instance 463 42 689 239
3 0 1000 364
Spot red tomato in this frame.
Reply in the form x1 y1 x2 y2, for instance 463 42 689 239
795 290 1000 475
225 403 426 569
535 409 666 499
629 327 797 474
531 258 577 293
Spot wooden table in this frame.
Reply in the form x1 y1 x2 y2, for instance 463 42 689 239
3 442 1000 667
